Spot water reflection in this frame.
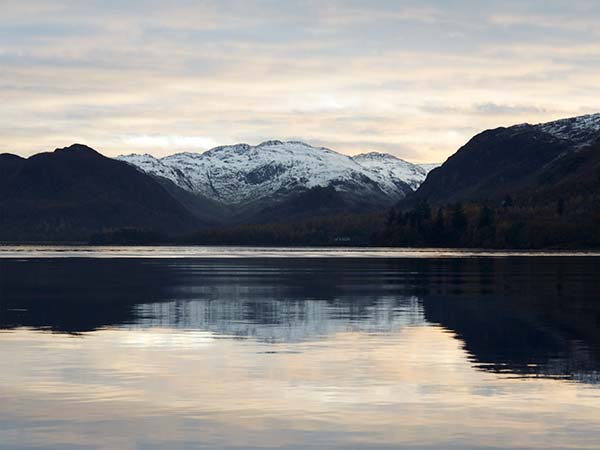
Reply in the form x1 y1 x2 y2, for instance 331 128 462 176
1 257 600 449
1 258 599 381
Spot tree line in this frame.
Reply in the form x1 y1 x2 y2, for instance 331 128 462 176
382 198 600 249
181 197 600 249
87 197 600 249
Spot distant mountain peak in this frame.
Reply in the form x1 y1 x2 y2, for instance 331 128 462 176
203 143 251 156
286 140 315 146
354 152 400 160
55 143 99 154
118 140 428 206
120 152 159 160
257 140 285 147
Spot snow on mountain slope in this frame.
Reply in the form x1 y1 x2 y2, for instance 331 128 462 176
419 163 441 174
116 153 196 191
535 113 600 147
118 141 426 206
351 152 427 190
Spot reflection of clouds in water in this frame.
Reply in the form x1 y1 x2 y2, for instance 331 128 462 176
1 326 600 450
126 292 600 384
118 328 218 348
2 256 600 384
2 257 600 449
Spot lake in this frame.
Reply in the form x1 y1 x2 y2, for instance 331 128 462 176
1 248 600 449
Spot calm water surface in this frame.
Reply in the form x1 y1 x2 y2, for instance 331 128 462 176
1 248 600 449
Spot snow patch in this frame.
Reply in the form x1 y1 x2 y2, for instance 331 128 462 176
537 113 600 146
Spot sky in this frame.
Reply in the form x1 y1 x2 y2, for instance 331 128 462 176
1 0 599 163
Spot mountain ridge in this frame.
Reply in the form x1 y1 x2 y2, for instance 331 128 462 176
117 141 431 208
2 112 598 245
403 112 600 207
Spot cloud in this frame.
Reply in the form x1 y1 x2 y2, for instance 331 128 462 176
474 103 547 115
489 12 600 33
1 1 599 162
122 135 221 151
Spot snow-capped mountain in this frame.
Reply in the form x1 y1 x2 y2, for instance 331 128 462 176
536 113 600 147
351 152 427 191
118 141 428 206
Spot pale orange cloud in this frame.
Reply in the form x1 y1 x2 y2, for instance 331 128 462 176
1 1 599 163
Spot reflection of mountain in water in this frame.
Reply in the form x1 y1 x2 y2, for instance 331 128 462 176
1 257 599 382
133 297 423 342
423 294 600 383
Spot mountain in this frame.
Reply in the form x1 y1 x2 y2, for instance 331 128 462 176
405 113 600 207
351 152 427 190
118 141 428 217
0 144 202 242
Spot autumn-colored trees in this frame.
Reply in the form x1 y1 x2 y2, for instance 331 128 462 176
381 201 600 249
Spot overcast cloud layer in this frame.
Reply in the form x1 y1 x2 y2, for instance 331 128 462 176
1 0 599 162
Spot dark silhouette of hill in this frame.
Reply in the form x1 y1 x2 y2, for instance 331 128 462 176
0 144 202 241
405 115 600 209
384 114 600 248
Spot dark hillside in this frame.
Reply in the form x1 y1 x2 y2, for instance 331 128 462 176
0 144 202 241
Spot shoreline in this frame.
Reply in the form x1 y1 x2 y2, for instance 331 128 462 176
2 245 600 259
